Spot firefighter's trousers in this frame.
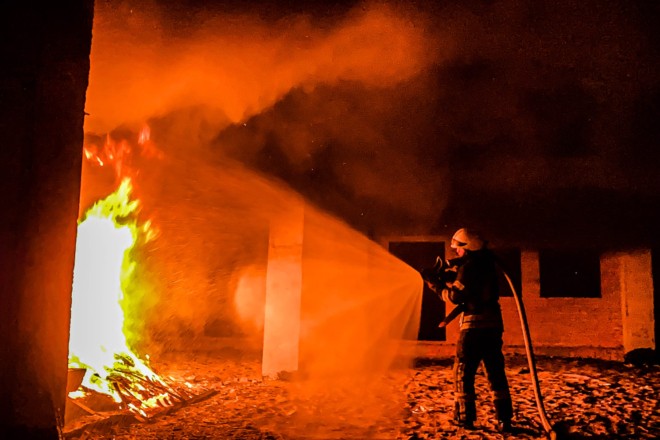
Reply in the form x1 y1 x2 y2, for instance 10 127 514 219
453 329 513 423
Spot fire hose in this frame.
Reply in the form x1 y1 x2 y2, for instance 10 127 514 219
499 266 558 440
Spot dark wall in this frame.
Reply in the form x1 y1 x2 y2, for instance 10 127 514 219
0 1 93 437
653 249 660 353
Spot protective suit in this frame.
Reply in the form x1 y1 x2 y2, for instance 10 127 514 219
443 228 513 431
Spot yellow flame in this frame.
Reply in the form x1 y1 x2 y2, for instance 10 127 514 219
68 178 160 404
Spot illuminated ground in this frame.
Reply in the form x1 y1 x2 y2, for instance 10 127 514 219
64 352 659 439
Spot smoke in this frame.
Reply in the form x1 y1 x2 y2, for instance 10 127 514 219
421 0 660 246
85 0 660 247
84 0 452 233
85 0 445 134
428 0 659 187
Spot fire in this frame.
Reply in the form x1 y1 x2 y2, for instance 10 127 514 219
68 177 178 418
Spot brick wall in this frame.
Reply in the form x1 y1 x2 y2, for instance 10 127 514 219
498 250 624 360
618 250 655 353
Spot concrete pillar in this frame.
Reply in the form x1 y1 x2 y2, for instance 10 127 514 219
0 2 93 438
619 249 656 353
261 200 304 378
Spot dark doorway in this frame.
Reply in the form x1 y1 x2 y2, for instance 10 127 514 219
389 241 446 341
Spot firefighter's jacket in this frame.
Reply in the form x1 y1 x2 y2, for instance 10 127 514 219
445 249 504 331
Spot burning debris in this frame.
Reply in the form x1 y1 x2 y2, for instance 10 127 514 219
67 176 215 428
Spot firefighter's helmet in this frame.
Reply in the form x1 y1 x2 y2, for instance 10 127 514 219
451 228 485 251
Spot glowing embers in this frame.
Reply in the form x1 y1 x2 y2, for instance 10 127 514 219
67 178 196 420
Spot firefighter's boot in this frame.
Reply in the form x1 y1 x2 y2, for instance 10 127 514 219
454 397 476 429
494 395 513 432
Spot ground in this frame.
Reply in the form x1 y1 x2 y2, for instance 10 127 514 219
63 352 659 440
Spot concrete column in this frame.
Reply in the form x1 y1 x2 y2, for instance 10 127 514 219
0 2 93 438
261 200 304 378
619 249 656 353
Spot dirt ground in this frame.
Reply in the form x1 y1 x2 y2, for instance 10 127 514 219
63 351 659 440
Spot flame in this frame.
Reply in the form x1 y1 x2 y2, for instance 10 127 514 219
138 125 150 145
68 177 172 415
137 124 164 160
82 134 131 178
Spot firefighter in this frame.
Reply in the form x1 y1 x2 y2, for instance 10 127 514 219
440 228 513 432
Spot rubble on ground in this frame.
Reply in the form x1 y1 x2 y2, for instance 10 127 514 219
64 353 659 439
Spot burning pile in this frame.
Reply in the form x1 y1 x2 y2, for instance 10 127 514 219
67 177 197 420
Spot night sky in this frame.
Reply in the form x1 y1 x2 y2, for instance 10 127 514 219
90 0 660 250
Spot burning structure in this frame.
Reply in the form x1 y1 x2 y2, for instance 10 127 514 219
1 0 659 438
